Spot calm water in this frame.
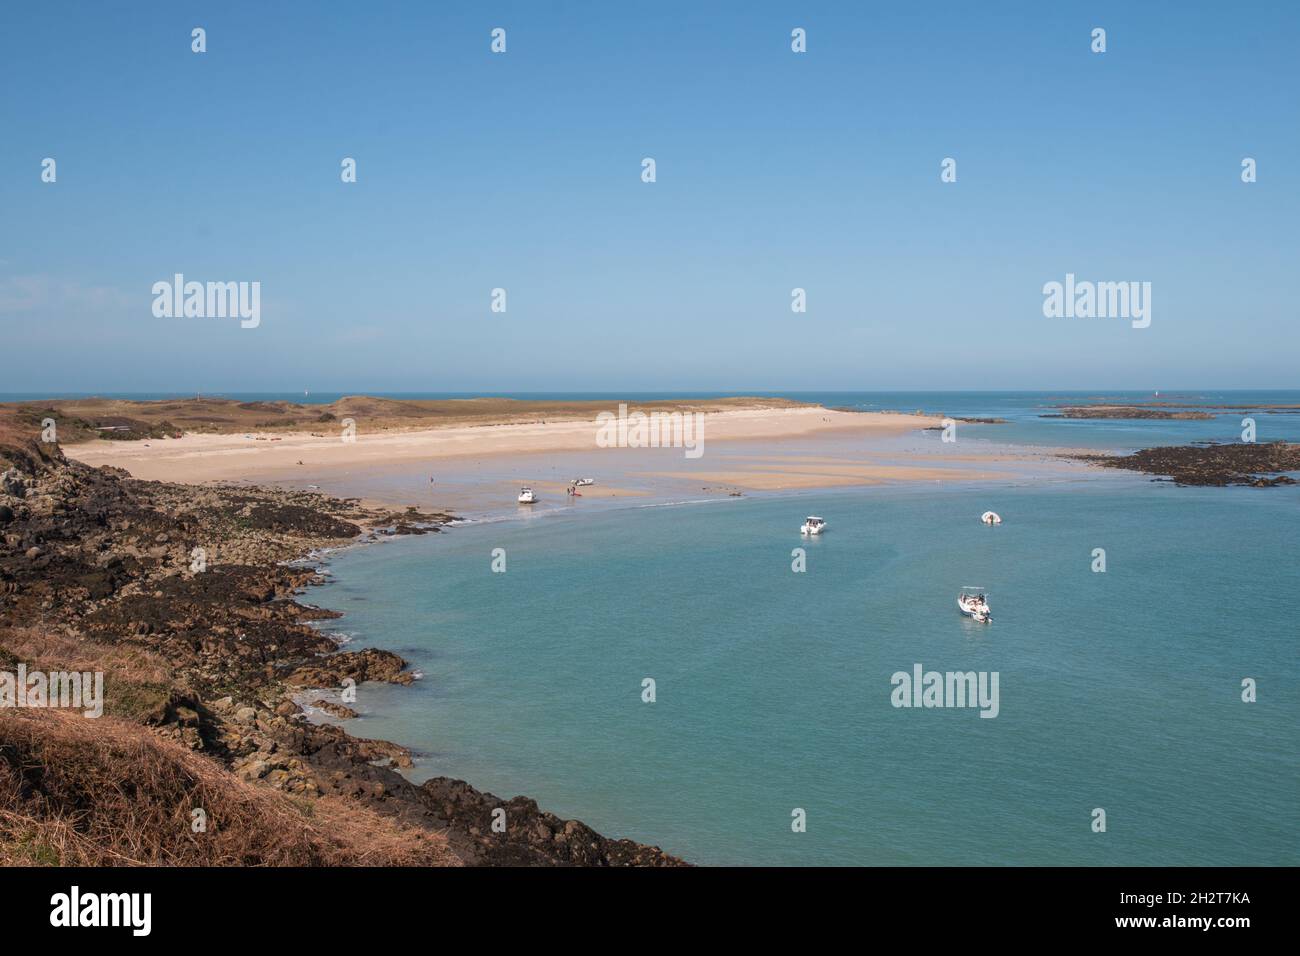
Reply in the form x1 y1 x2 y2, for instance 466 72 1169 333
310 475 1300 865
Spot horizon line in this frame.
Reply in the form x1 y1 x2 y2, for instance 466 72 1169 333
3 386 1298 398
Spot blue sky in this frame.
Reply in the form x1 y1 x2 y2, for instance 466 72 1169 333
1 1 1297 392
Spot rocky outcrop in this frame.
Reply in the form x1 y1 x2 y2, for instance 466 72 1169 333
418 777 686 866
286 648 415 689
1073 441 1300 486
1044 406 1214 420
923 417 1008 429
311 698 359 719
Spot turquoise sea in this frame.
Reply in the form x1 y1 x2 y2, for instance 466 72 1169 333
293 391 1300 865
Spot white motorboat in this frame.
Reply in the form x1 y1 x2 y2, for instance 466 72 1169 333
571 477 594 487
981 511 1002 525
957 586 991 623
800 516 827 535
517 487 537 504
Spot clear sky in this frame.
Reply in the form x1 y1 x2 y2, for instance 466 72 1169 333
1 1 1296 392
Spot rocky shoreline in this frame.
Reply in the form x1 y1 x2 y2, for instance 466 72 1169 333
0 422 684 866
1071 441 1300 487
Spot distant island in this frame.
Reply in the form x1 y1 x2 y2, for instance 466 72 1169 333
1043 405 1215 420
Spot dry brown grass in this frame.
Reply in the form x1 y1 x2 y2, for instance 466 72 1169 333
0 710 458 867
0 628 174 721
1 628 170 685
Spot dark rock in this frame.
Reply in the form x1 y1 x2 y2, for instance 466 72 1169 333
1072 441 1300 487
1045 406 1215 420
311 698 359 719
417 777 686 867
285 648 414 689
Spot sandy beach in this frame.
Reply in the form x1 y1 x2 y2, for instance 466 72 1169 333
53 402 1067 511
63 406 924 474
57 402 1081 510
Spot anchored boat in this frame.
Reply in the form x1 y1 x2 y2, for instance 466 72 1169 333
957 586 992 623
800 516 827 535
981 511 1002 525
518 487 537 504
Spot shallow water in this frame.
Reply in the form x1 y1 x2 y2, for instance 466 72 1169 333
808 389 1300 449
311 474 1300 865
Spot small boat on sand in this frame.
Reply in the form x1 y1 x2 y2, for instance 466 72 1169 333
957 586 992 623
800 516 827 535
571 477 594 487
